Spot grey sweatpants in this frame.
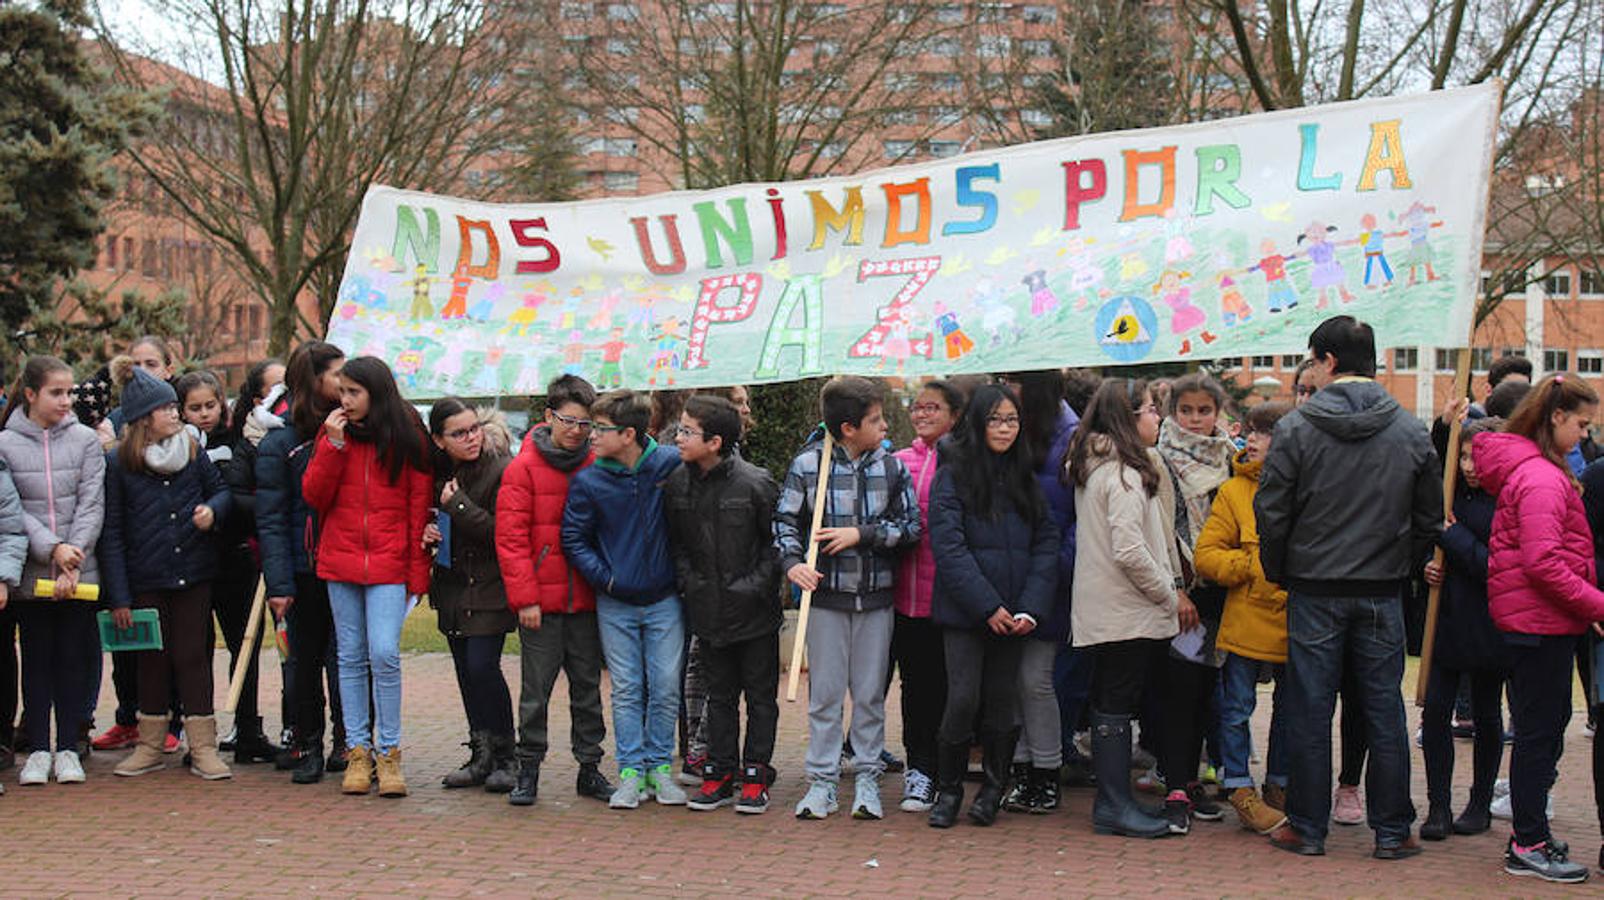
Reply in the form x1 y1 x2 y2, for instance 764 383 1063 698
804 606 894 783
1013 638 1063 768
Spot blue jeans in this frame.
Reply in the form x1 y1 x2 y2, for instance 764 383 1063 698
1219 652 1287 790
327 582 408 752
596 594 684 774
1284 593 1415 845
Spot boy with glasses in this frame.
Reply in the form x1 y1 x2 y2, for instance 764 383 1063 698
562 389 686 808
495 375 613 806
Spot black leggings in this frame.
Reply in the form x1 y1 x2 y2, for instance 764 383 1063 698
1090 638 1164 717
1338 651 1368 787
1158 653 1217 791
288 573 341 747
1422 664 1504 809
447 633 513 735
17 602 96 751
939 629 1023 744
892 613 946 775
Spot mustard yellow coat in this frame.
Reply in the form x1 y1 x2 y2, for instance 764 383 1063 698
1193 452 1288 663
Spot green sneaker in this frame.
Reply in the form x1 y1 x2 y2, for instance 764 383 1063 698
648 763 687 805
609 768 645 809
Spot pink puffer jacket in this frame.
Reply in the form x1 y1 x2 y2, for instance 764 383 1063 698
894 438 941 618
1474 431 1604 635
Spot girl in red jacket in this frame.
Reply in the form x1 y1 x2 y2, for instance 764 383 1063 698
302 357 431 798
1474 374 1604 884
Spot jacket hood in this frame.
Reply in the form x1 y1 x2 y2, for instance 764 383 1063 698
475 407 513 459
1298 379 1402 442
1231 449 1263 482
4 410 82 440
1472 431 1547 497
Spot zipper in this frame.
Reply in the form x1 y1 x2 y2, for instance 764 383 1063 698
911 444 935 612
361 448 371 582
42 428 56 579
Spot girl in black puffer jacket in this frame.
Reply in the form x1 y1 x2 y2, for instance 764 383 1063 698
101 368 232 781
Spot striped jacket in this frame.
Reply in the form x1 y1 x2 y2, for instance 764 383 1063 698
773 426 919 612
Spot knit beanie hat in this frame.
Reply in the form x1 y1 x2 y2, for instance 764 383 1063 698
120 368 178 423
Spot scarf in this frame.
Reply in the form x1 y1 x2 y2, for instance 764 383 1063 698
243 383 287 447
530 424 590 472
145 429 196 475
1155 418 1236 562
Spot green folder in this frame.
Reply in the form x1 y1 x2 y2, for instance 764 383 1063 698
97 609 163 652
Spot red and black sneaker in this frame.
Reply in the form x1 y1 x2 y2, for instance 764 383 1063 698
735 764 773 815
687 770 735 811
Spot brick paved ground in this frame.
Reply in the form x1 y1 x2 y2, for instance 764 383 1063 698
0 648 1596 898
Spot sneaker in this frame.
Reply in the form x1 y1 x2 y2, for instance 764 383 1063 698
879 749 905 773
1186 782 1223 821
900 768 935 813
575 763 613 801
1373 836 1424 860
1490 790 1553 821
91 724 139 752
795 780 839 820
1164 792 1191 835
53 750 84 784
162 732 181 754
687 770 734 811
609 768 646 809
1200 764 1220 785
1002 763 1037 813
18 750 51 785
1493 777 1510 799
735 765 770 815
647 764 687 805
851 771 883 820
679 752 706 787
1332 784 1365 825
1506 838 1589 883
1451 717 1476 739
1135 766 1163 794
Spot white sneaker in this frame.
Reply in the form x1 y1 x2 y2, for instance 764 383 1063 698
609 768 646 809
53 750 85 784
794 780 839 820
1490 790 1553 820
852 771 883 820
19 750 52 785
1494 777 1510 799
900 768 935 813
647 764 687 805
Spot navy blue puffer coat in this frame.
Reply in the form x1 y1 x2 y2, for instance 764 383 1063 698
100 443 231 609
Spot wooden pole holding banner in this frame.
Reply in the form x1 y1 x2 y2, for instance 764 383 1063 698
224 576 268 714
785 432 836 703
1415 348 1471 707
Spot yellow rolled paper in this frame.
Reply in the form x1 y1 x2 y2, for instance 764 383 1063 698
33 579 100 601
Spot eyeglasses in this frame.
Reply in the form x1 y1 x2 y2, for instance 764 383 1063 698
910 403 946 416
1295 386 1317 397
592 423 626 434
986 415 1020 428
550 411 593 430
445 421 482 442
1136 403 1159 417
678 427 705 440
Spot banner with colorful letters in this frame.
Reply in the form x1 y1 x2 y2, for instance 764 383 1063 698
327 83 1499 397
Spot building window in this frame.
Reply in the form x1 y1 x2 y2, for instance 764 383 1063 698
1392 348 1418 372
561 1 590 18
814 39 840 56
1250 355 1275 368
1581 269 1604 296
605 2 636 19
605 106 639 124
1501 271 1526 295
1543 348 1570 372
249 305 263 341
603 171 640 192
105 235 118 270
1470 347 1493 372
1579 351 1604 375
123 237 135 271
881 109 919 126
1020 39 1053 57
928 140 961 158
977 2 1009 22
1280 354 1302 369
814 2 846 16
884 140 915 159
977 35 1011 57
606 37 635 55
885 72 919 92
930 72 961 92
1020 108 1052 127
926 37 960 57
1500 346 1526 359
683 104 705 123
1543 269 1571 297
1021 4 1057 23
935 3 965 23
1434 348 1455 372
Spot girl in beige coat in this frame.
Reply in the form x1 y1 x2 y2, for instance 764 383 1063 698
1064 378 1179 839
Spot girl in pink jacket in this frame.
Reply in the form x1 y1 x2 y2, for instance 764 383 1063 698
1474 374 1604 884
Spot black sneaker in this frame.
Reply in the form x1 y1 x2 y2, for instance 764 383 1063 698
1186 782 1223 821
880 749 905 773
291 748 325 784
735 765 771 814
575 762 612 801
1505 838 1589 883
688 770 735 811
510 760 540 807
325 743 349 773
1164 796 1191 835
1002 763 1036 813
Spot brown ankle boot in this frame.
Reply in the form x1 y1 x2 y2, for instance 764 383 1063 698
114 714 168 777
375 747 407 798
184 716 232 780
342 746 373 795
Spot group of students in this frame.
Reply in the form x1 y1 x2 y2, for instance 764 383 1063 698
2 318 1604 883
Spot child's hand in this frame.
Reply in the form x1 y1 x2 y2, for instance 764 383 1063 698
814 526 861 555
0 581 8 610
52 543 84 570
192 505 215 531
986 606 1015 635
268 595 294 616
422 522 442 548
1176 591 1200 631
518 606 542 631
112 607 132 630
440 479 459 506
53 568 79 600
786 563 821 592
325 408 349 443
1423 559 1444 587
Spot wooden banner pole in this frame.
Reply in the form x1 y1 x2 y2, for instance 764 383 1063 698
224 576 268 714
1415 347 1471 707
785 432 836 703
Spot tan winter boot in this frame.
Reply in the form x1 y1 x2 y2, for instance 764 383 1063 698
375 747 408 798
114 714 169 776
184 716 232 780
342 746 373 795
1229 786 1287 835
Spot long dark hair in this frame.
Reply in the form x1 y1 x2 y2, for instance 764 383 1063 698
338 356 429 483
427 396 473 475
2 356 73 429
229 358 283 442
1064 378 1160 497
286 340 344 436
946 384 1044 522
1003 370 1064 469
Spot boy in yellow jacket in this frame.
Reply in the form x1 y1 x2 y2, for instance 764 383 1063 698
1194 401 1292 835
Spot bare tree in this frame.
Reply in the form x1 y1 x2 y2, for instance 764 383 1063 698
94 0 568 354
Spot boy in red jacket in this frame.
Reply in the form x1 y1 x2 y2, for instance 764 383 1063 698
495 375 613 806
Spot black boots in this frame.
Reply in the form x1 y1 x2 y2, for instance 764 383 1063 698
443 732 493 788
509 759 540 806
291 743 325 784
575 762 614 801
968 731 1018 826
927 741 968 828
232 717 282 764
1420 803 1452 840
1090 712 1169 838
482 733 518 794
